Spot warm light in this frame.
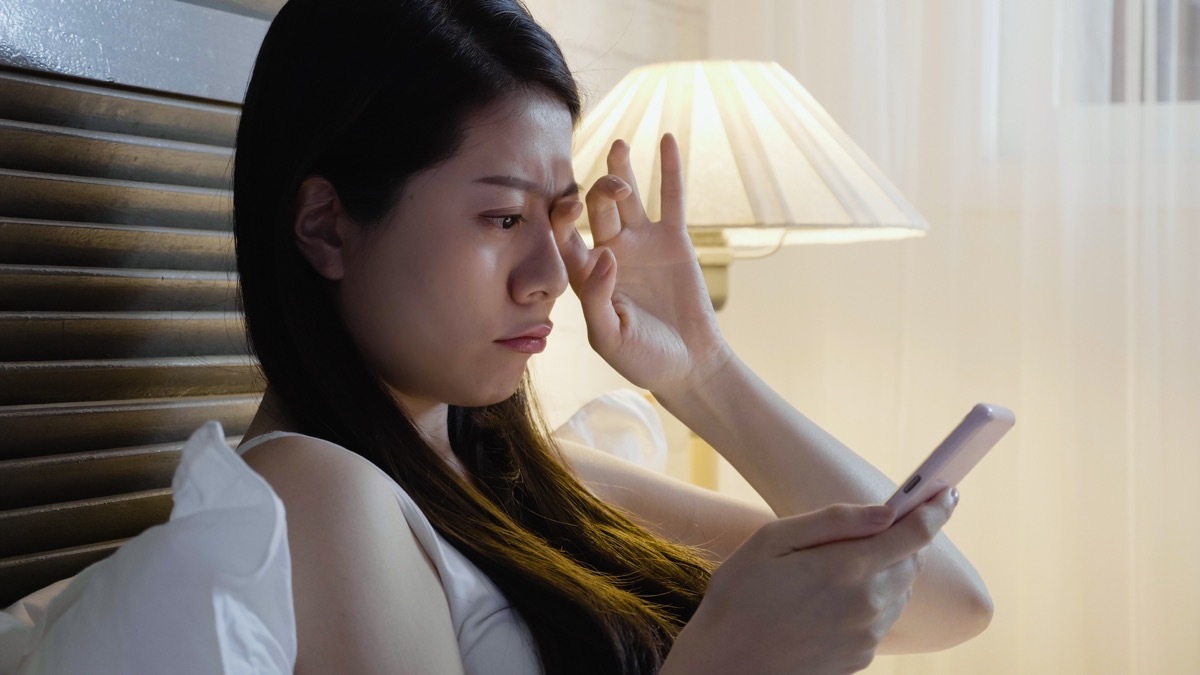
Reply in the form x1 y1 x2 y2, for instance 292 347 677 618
573 61 930 260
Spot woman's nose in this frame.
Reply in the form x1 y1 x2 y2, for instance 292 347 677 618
510 219 569 303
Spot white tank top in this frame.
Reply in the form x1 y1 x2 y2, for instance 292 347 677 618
237 432 542 675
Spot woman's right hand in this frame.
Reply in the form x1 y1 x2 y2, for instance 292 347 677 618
662 488 959 675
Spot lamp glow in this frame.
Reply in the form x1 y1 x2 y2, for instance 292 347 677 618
573 61 929 262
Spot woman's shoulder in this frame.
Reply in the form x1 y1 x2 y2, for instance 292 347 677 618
239 432 390 496
237 432 422 580
240 433 467 673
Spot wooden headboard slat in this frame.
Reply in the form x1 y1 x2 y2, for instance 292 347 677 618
0 539 130 603
0 70 238 146
0 264 238 312
0 169 232 230
0 395 259 460
0 441 190 510
0 218 234 271
0 489 174 559
0 311 248 361
0 118 233 189
0 357 260 406
0 46 254 607
0 438 239 511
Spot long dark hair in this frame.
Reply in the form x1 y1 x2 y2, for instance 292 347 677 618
233 0 713 672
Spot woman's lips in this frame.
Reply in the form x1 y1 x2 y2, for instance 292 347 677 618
495 336 547 354
496 323 552 354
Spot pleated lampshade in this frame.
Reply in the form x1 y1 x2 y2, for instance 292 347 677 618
573 61 930 256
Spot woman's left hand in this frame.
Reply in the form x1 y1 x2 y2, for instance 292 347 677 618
553 133 730 394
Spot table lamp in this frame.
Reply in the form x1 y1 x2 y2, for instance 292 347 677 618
573 60 929 310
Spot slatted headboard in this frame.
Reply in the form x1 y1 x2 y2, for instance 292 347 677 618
0 66 262 607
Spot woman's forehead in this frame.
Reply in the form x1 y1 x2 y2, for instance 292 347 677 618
452 93 576 179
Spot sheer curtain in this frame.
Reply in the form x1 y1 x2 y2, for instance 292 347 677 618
708 1 1200 672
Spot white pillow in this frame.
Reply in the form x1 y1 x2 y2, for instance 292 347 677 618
0 421 296 675
552 389 669 471
0 391 663 673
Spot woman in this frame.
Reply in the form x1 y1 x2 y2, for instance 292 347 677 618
232 0 993 673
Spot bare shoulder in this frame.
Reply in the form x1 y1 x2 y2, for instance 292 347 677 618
241 435 466 675
240 433 392 504
240 435 408 548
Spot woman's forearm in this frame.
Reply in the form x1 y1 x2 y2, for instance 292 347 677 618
654 349 895 516
654 349 994 651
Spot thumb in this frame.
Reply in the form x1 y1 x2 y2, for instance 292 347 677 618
768 504 896 556
580 248 620 348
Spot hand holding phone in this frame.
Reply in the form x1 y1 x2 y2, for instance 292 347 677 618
885 403 1015 519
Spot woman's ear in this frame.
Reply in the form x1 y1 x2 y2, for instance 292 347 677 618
294 176 356 281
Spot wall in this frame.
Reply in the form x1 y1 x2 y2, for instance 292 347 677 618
690 2 1200 673
0 0 267 102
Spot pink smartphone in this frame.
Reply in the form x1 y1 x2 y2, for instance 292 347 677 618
884 403 1015 519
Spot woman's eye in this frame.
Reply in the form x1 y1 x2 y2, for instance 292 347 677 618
488 214 525 230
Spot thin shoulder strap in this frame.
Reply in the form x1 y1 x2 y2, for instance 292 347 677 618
235 430 307 456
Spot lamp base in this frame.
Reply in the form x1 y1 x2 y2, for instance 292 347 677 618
691 230 731 311
700 262 728 311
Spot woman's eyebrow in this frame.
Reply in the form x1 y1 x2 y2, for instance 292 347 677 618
474 175 582 199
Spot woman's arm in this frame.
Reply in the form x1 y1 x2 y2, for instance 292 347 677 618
554 134 992 654
563 435 964 670
557 438 774 561
653 351 994 653
560 426 989 654
242 437 467 674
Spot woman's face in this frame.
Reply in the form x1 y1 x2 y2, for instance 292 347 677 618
336 91 579 409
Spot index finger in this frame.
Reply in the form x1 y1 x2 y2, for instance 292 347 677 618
761 503 896 558
658 133 685 229
853 487 958 567
606 140 646 227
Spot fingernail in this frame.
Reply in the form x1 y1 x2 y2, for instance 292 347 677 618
950 488 960 506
